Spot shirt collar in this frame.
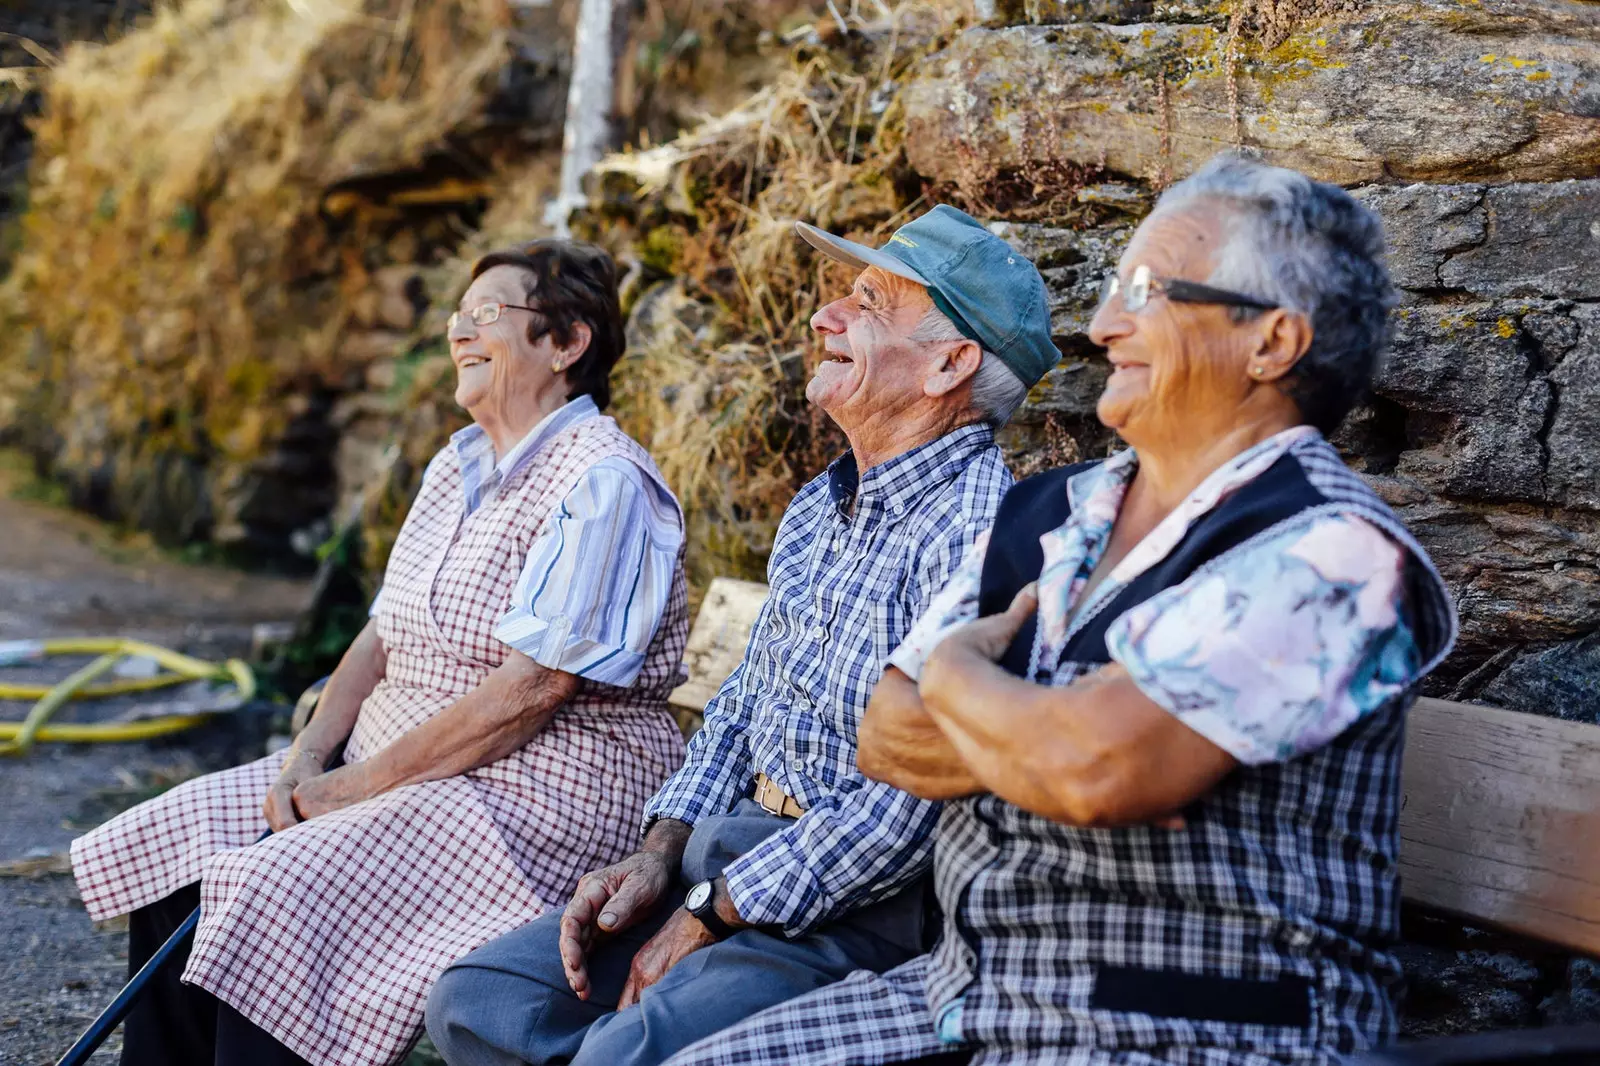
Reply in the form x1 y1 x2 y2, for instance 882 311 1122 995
827 423 996 522
450 395 600 510
1063 423 1321 584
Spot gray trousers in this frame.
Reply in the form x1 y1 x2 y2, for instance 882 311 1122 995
425 800 928 1066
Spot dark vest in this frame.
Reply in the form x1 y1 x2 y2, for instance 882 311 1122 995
925 436 1459 1061
978 453 1420 680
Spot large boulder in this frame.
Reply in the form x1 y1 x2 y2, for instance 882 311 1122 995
903 3 1600 190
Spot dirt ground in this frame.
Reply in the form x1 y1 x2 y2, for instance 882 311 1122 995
0 471 310 1066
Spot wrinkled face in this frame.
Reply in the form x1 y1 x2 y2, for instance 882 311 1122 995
448 265 556 419
807 266 941 427
1088 207 1261 441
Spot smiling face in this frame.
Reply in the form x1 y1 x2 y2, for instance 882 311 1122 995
1088 207 1267 447
449 264 565 430
806 266 956 432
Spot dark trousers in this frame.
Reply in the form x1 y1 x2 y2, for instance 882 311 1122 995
120 882 311 1066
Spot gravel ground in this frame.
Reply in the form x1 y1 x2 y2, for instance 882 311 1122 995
0 475 310 1066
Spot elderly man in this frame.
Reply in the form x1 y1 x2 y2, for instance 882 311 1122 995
425 205 1059 1066
657 155 1460 1066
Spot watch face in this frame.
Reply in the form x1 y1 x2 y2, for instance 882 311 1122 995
686 881 712 911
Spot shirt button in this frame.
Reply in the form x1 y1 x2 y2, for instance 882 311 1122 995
811 625 827 639
792 758 806 773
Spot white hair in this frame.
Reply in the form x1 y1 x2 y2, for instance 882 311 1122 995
908 305 1029 428
1152 152 1397 433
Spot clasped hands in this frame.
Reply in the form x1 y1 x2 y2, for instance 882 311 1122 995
261 746 375 831
559 828 743 1011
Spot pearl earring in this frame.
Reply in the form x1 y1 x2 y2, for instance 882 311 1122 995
1251 366 1265 377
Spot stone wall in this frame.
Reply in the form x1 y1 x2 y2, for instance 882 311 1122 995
910 0 1600 717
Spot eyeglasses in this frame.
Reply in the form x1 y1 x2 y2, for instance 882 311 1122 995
1098 265 1279 314
448 301 541 332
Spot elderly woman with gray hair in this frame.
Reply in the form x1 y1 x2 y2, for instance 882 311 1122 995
659 153 1459 1066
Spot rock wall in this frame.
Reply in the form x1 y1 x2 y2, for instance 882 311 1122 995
904 0 1600 715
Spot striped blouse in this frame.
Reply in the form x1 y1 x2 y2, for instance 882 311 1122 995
373 396 684 687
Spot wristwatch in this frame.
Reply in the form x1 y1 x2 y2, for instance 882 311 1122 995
685 878 738 940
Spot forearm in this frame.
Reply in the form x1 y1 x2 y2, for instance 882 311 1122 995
719 774 942 935
858 669 982 800
362 652 578 793
922 649 1233 826
295 622 385 764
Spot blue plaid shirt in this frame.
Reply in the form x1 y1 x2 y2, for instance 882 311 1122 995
642 424 1010 936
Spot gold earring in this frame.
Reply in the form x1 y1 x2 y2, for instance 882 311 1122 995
551 359 564 373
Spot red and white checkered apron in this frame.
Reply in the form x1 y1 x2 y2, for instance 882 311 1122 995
71 415 689 1066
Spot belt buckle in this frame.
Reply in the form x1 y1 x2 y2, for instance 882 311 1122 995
755 774 784 816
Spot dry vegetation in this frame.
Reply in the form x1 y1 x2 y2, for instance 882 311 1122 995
0 0 529 550
568 3 980 590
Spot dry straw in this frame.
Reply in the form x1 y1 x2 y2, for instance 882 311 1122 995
0 0 512 538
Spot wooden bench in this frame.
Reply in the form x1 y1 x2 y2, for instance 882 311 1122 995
672 577 1600 1063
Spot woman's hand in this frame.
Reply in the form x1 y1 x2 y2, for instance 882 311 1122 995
922 583 1038 689
290 761 376 822
263 748 327 832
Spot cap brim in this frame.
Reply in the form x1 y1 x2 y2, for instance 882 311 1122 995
794 221 929 286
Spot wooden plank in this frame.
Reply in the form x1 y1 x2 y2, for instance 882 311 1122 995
1399 697 1600 955
668 578 768 715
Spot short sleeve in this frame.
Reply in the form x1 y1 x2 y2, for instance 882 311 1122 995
368 587 384 619
1104 514 1420 765
493 457 684 687
887 529 991 681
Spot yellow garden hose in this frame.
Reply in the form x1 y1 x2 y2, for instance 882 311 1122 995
0 638 255 756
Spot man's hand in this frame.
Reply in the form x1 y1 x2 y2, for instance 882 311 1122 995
616 907 718 1010
559 850 674 1001
263 748 327 832
289 760 375 822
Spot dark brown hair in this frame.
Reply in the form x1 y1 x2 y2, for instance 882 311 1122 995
470 239 626 410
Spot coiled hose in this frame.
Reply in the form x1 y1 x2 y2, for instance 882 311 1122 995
0 638 254 756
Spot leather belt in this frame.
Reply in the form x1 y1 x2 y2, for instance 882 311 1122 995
752 773 806 819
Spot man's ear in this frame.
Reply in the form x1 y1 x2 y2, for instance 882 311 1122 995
924 339 984 399
1248 309 1313 382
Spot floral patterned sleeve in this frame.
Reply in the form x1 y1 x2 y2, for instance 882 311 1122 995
1103 514 1422 766
887 529 991 682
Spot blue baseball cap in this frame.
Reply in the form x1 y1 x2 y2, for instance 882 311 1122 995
795 204 1059 387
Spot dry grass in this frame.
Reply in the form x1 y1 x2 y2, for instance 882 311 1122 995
566 4 971 588
0 0 517 537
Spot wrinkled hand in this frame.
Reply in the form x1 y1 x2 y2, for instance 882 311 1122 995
289 761 373 822
263 749 326 832
559 851 673 1000
617 907 717 1010
927 583 1037 673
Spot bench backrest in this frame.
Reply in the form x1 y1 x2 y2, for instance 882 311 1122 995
669 578 1600 957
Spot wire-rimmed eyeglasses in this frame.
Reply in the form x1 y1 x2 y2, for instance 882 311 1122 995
447 301 541 333
1098 265 1279 314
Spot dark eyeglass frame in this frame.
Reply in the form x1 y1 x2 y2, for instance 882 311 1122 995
1099 264 1279 314
447 301 543 333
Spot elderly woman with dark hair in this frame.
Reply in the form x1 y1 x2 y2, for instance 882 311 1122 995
71 241 690 1066
661 154 1459 1066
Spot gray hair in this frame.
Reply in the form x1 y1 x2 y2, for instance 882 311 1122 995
908 306 1030 427
1154 153 1397 433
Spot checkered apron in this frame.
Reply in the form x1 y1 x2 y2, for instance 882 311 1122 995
663 436 1458 1066
70 415 688 1066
